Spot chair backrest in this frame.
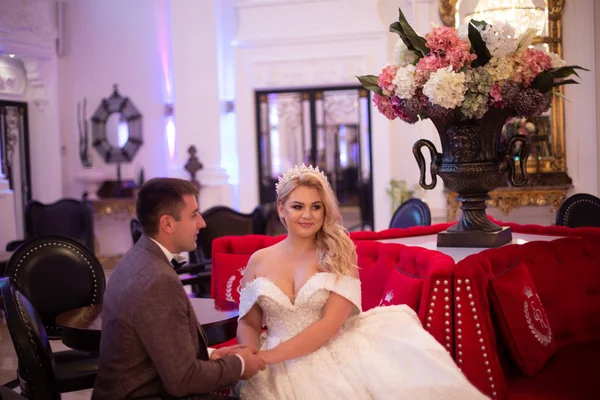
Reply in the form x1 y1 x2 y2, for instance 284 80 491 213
130 218 143 244
0 277 60 400
194 206 267 261
3 235 106 338
389 198 431 229
555 193 600 228
24 198 95 253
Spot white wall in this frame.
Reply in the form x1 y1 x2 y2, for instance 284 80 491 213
58 0 172 198
563 0 598 197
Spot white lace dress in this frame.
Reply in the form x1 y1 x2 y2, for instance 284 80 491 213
238 272 488 400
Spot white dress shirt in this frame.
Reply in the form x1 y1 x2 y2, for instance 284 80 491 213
149 237 245 376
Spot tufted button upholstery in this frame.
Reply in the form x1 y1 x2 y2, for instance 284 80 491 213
3 235 105 339
555 193 600 228
454 237 600 399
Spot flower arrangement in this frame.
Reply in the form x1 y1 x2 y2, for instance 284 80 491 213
357 9 586 124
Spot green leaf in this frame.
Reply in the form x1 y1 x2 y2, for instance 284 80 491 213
468 20 491 67
548 65 589 79
356 75 383 95
389 8 429 57
552 79 580 88
550 90 572 102
532 71 554 93
469 19 488 30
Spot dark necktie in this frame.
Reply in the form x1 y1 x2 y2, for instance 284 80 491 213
171 258 186 270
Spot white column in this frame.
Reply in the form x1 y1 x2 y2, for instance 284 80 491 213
170 0 234 210
23 57 63 203
0 174 18 249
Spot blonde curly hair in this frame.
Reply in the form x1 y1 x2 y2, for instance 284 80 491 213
277 169 357 277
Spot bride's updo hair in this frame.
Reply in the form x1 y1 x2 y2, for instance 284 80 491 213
276 165 357 277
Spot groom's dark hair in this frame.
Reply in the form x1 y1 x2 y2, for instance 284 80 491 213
136 177 199 236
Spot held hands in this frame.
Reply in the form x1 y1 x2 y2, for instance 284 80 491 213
237 347 267 380
208 344 266 379
209 344 256 361
257 349 282 365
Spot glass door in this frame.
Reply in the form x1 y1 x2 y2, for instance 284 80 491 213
255 87 373 230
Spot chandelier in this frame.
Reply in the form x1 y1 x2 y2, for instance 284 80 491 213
465 0 547 37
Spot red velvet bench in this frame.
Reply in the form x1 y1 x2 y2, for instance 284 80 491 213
453 237 600 399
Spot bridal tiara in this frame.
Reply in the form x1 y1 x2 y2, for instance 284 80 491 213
275 164 329 195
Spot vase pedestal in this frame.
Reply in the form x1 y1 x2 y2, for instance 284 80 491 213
437 226 512 248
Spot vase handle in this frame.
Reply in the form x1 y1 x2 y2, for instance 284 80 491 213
505 134 530 187
412 139 440 190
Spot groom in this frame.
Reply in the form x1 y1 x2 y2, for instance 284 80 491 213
92 178 265 399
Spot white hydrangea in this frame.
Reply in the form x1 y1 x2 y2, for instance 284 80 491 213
392 39 419 67
478 21 519 57
392 65 417 99
546 51 566 68
422 66 467 109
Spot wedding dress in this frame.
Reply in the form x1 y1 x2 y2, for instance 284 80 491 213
239 272 488 399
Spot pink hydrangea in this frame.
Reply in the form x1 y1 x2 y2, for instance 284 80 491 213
490 83 504 108
415 55 450 84
377 64 399 96
512 48 552 87
373 93 397 120
416 27 476 83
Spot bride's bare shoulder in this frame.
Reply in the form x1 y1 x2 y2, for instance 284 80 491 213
242 242 284 285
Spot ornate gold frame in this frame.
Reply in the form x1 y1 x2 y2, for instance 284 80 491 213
439 0 568 178
445 185 570 220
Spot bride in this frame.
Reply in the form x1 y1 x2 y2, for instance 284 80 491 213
236 164 487 399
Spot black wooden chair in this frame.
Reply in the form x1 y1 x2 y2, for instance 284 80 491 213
3 235 105 339
389 198 431 229
5 198 94 253
192 206 267 265
130 218 144 244
0 277 98 398
555 193 600 228
183 206 267 297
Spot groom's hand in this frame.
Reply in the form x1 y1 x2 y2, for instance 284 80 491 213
237 347 266 379
210 344 257 360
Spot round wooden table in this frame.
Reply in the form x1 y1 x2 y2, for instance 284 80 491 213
55 298 239 352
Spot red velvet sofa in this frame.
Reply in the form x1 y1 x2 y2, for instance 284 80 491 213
209 223 600 399
453 237 600 400
211 235 455 349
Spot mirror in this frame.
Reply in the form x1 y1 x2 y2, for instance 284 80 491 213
91 84 143 164
105 112 129 148
439 0 571 186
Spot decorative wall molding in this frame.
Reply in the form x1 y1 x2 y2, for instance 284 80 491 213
0 0 56 44
233 31 386 49
253 56 368 88
22 60 49 111
234 0 346 8
0 60 26 96
234 0 384 47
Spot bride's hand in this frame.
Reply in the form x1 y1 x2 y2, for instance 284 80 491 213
258 349 281 365
210 344 255 360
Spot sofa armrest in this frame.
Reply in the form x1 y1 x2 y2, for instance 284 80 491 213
453 254 509 400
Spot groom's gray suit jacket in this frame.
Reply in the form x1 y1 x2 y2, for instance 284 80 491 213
92 235 241 399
